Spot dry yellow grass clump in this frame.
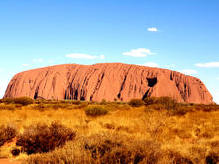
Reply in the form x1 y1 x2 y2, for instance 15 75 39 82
0 97 218 164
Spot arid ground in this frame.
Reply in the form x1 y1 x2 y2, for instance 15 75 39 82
0 97 219 164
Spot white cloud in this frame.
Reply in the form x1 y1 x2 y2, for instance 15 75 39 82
195 62 219 68
22 64 30 67
147 27 158 32
180 69 198 75
66 53 105 60
142 62 159 67
123 48 154 57
33 58 44 63
217 77 219 80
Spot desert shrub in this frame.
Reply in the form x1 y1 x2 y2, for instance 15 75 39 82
50 103 73 109
144 97 178 110
105 102 119 110
16 122 76 154
26 136 161 164
206 153 219 164
32 103 47 111
2 97 34 105
105 103 131 111
2 98 15 104
85 105 108 117
77 102 89 109
100 99 107 105
145 104 165 111
119 104 131 110
70 100 81 105
195 104 219 112
167 151 193 164
0 104 15 110
83 134 161 164
144 97 158 105
128 99 144 107
156 97 177 110
13 97 34 106
11 148 21 156
168 105 190 116
172 129 192 139
33 103 77 111
0 125 16 147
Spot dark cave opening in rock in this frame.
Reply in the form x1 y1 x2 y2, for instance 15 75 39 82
147 77 157 87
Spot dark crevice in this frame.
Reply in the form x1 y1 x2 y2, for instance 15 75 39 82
117 93 121 99
117 75 127 99
142 89 150 100
170 72 173 81
90 72 105 100
90 96 93 101
117 66 132 99
80 97 85 101
64 90 67 99
147 77 157 87
74 89 78 100
34 87 39 99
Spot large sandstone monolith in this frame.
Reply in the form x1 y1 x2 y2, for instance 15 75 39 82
4 63 213 104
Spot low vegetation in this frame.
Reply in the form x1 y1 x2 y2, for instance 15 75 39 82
128 99 144 107
16 122 76 155
0 125 16 147
85 105 108 117
2 97 34 106
0 97 218 163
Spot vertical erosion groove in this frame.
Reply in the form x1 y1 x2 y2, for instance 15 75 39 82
117 66 132 100
90 72 105 101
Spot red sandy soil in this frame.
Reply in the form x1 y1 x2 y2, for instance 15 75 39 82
0 159 21 164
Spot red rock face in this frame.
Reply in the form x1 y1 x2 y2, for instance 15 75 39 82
4 63 213 104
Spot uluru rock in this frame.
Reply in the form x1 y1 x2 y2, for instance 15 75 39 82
4 63 213 104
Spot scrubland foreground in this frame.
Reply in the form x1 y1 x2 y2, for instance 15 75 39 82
0 97 219 164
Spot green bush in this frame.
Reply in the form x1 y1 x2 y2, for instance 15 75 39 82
0 125 17 147
85 105 108 117
16 122 76 155
128 99 144 107
14 97 34 106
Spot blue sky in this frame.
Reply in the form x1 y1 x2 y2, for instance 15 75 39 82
0 0 219 103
